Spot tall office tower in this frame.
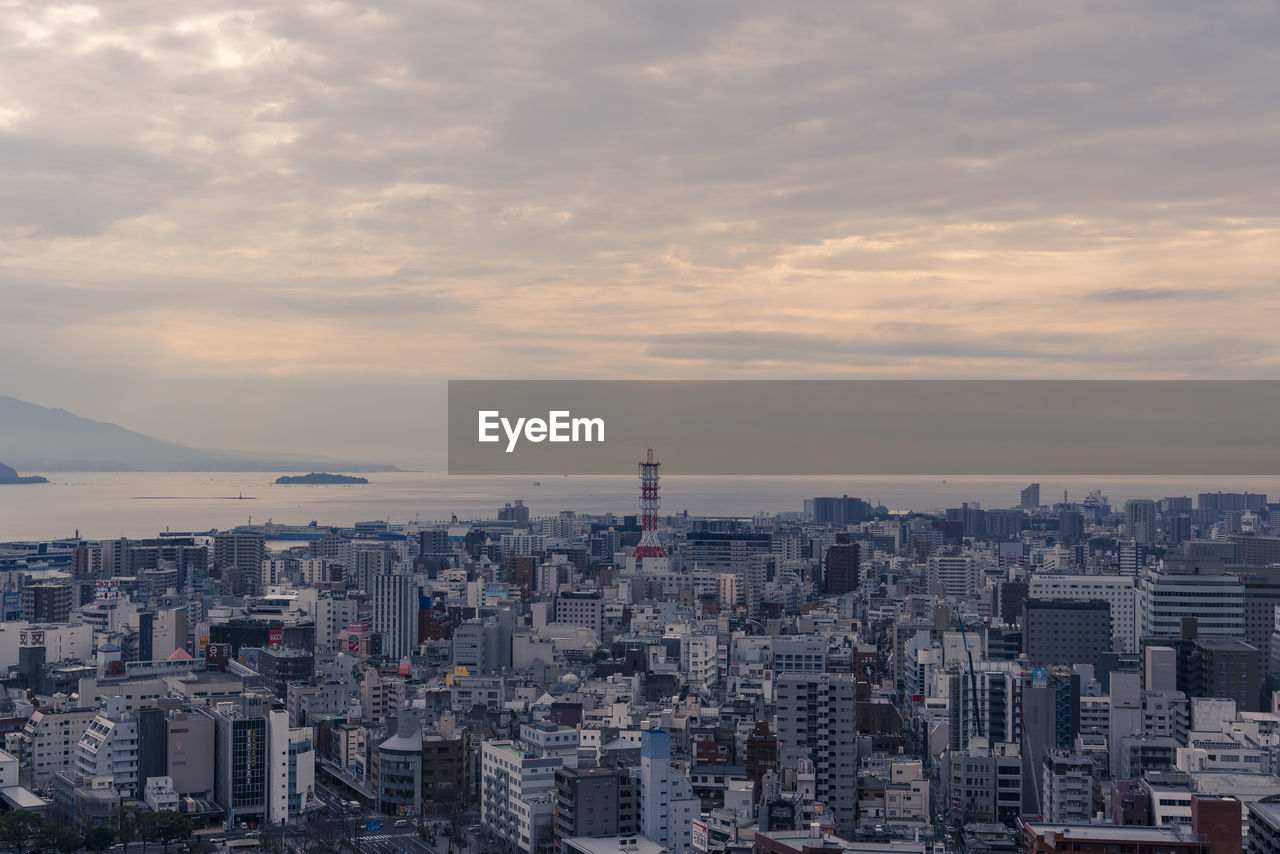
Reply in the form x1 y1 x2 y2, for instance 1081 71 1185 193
1058 510 1085 543
775 673 859 837
1021 483 1041 509
1023 598 1112 668
372 572 418 659
637 727 700 854
823 534 859 595
206 699 270 827
214 533 266 596
1125 499 1157 545
1141 555 1244 639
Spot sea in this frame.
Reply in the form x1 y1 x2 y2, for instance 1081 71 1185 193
4 472 1280 542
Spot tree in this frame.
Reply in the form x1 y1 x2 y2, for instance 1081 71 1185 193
113 804 147 854
0 810 47 854
84 825 117 854
141 810 193 853
51 828 84 854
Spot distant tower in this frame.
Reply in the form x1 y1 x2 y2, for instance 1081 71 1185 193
632 449 668 559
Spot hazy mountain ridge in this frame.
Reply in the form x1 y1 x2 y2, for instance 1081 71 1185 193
0 396 399 472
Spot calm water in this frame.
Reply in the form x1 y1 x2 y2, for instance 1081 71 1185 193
3 472 1280 542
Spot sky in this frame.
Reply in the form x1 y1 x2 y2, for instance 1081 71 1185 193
1 1 1278 468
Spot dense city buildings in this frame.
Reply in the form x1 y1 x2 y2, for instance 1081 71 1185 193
3 461 1280 853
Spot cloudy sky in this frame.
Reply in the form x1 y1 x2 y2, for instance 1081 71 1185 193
1 1 1278 467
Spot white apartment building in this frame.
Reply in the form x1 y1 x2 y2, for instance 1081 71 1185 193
75 696 139 796
14 706 98 788
481 740 561 854
927 554 980 599
638 726 700 854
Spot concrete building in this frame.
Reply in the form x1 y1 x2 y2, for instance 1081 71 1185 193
481 739 560 854
21 583 72 623
372 572 418 660
74 696 139 797
16 705 97 788
637 727 700 854
1028 574 1139 652
1126 499 1158 545
774 672 858 837
1142 556 1244 639
1041 750 1094 823
1023 598 1112 668
554 766 636 848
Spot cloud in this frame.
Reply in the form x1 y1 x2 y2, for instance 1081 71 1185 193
1 0 1278 463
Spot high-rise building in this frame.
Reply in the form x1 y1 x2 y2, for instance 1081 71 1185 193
214 533 266 596
1224 565 1280 675
1125 499 1157 546
927 554 980 599
1058 510 1085 543
1041 750 1094 823
75 696 139 797
1141 555 1244 639
823 534 859 596
1188 637 1261 712
208 702 267 826
480 739 560 854
1023 598 1112 668
637 727 700 854
372 572 418 660
1021 483 1041 509
553 766 636 850
774 673 859 837
1028 574 1138 653
810 495 872 525
498 500 530 523
22 582 72 622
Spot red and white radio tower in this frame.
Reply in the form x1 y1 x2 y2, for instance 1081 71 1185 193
631 448 668 559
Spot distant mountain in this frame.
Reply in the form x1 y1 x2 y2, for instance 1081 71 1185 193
0 462 48 484
0 396 400 472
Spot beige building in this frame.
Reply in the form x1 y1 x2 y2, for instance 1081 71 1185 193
885 760 930 828
13 707 98 788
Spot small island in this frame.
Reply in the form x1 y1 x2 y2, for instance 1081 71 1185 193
275 472 369 485
0 462 49 484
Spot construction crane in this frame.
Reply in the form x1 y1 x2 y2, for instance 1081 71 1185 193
958 620 984 738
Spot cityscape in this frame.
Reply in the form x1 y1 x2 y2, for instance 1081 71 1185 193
4 1 1277 852
0 453 1278 853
